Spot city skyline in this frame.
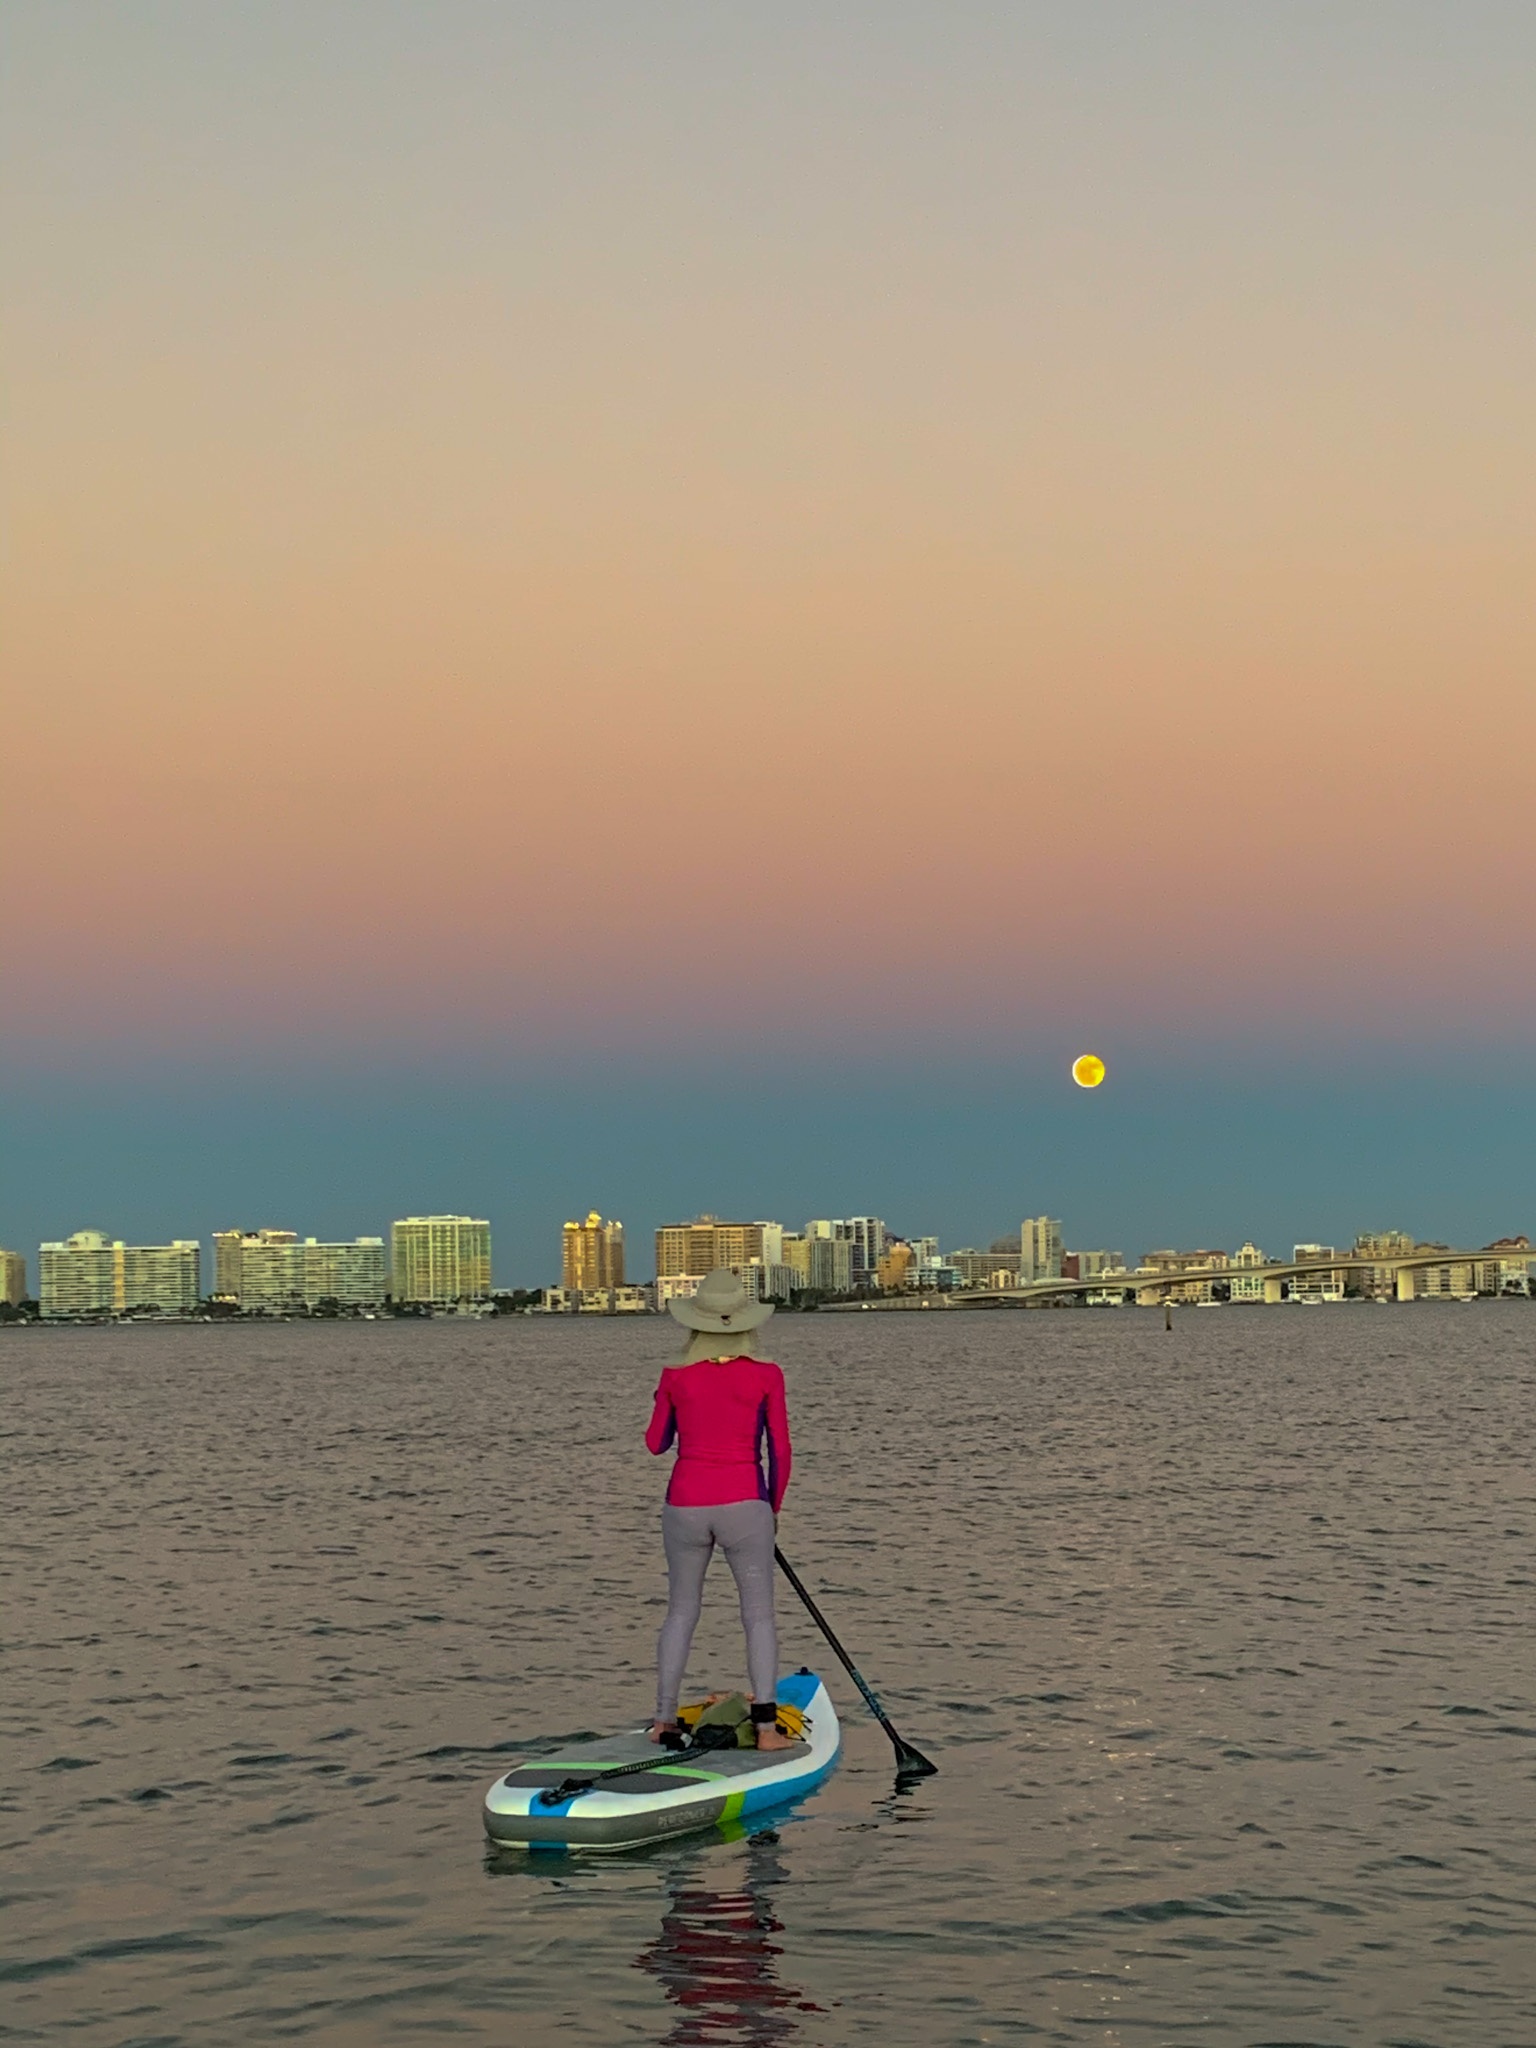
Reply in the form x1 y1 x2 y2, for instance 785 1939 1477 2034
6 1195 1530 1311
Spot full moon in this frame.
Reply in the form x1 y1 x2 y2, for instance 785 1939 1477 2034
1071 1053 1106 1089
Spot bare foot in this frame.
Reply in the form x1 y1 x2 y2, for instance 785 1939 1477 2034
754 1723 795 1751
648 1719 680 1745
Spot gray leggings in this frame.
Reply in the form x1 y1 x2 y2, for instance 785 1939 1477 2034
656 1499 778 1720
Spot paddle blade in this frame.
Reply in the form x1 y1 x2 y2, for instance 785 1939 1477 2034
893 1738 938 1780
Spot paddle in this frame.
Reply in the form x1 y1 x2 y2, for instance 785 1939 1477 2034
535 1723 740 1807
774 1545 937 1779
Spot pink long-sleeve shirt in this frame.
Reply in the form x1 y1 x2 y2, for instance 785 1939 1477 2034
645 1355 793 1513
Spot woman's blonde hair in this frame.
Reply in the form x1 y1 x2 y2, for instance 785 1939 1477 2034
679 1325 766 1365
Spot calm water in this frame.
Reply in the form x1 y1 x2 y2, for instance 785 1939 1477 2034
4 1308 1536 2047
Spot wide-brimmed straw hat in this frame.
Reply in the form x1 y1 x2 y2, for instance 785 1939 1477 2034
667 1266 776 1333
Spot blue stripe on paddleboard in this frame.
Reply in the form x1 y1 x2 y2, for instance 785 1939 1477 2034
777 1670 820 1712
737 1749 840 1819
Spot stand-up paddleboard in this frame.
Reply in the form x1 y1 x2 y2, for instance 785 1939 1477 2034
483 1669 839 1852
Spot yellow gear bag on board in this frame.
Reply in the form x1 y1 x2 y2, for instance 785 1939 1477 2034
677 1694 806 1742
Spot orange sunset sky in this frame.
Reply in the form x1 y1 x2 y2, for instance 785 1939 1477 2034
3 3 1533 1265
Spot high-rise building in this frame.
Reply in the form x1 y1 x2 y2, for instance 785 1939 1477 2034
1356 1230 1415 1258
246 1233 301 1307
654 1216 770 1284
1353 1230 1415 1300
807 1236 854 1294
1284 1244 1349 1302
1411 1254 1471 1299
1 1248 26 1305
1228 1241 1269 1302
836 1218 886 1285
802 1217 885 1283
1142 1247 1228 1304
215 1229 302 1308
301 1238 388 1308
117 1242 202 1314
562 1213 625 1292
214 1228 272 1301
1020 1216 1064 1282
39 1231 200 1318
213 1229 387 1310
391 1216 492 1303
1290 1244 1345 1303
39 1231 115 1317
780 1235 812 1287
876 1240 914 1291
1484 1236 1533 1296
1071 1249 1124 1280
949 1249 1005 1288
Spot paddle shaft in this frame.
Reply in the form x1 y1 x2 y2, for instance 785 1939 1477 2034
536 1729 732 1806
774 1545 936 1776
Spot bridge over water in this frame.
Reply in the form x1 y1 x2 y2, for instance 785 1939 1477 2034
824 1246 1531 1310
962 1247 1530 1306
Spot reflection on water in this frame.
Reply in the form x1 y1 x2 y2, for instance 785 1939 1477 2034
636 1833 825 2047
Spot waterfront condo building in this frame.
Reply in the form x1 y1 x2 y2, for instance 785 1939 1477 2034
1142 1247 1229 1304
1020 1216 1064 1282
1484 1236 1534 1295
806 1235 854 1294
1228 1241 1270 1302
213 1229 388 1310
838 1217 886 1284
542 1284 655 1315
949 1238 1027 1288
1 1247 26 1305
39 1231 114 1316
562 1213 625 1292
391 1215 492 1304
214 1228 301 1307
803 1217 886 1286
876 1240 914 1291
1353 1230 1416 1300
654 1216 771 1284
302 1237 388 1309
780 1235 812 1287
1400 1245 1515 1300
1071 1249 1124 1280
1291 1245 1345 1303
39 1231 201 1318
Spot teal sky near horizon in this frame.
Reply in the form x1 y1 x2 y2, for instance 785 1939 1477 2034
2 1056 1529 1290
3 3 1532 1270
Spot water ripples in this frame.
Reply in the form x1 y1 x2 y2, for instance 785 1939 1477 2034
3 1309 1536 2043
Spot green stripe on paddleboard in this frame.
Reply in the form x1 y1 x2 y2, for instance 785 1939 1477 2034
719 1789 745 1824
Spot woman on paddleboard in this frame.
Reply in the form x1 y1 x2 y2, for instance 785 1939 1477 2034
646 1267 794 1752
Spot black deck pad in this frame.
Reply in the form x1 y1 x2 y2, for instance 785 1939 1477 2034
501 1766 715 1796
502 1732 812 1790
